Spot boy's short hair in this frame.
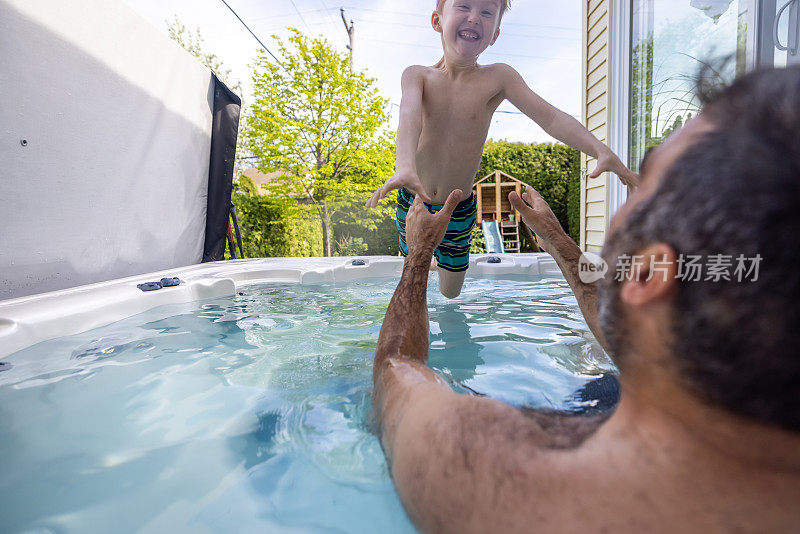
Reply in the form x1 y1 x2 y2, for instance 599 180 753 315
436 0 510 20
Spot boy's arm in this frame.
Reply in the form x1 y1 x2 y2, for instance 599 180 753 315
499 64 639 188
366 66 431 208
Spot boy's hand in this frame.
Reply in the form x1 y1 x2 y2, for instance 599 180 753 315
405 189 462 254
508 186 563 250
365 169 432 208
589 148 641 189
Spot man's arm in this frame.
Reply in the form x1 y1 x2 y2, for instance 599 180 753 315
498 64 639 188
373 190 464 452
372 192 584 533
508 187 612 354
366 66 431 207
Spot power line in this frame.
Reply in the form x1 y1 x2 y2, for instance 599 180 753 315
317 0 343 34
495 109 582 119
217 0 282 65
287 0 312 33
203 8 333 29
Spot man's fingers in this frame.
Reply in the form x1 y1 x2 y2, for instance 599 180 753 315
437 189 462 220
588 167 601 179
522 186 546 207
508 191 531 213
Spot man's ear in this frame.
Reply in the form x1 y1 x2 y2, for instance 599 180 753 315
431 12 442 32
619 243 679 306
490 27 500 45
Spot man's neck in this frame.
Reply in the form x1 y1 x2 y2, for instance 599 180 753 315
613 362 800 472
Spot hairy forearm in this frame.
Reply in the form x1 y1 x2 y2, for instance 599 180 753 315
374 248 433 373
540 229 610 353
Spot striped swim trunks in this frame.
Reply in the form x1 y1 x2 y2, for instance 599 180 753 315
396 187 477 272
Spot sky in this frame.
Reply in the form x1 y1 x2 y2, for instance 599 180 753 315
122 0 582 143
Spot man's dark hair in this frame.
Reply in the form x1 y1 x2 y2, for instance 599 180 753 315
600 65 800 432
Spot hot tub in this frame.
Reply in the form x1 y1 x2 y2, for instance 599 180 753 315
0 254 617 533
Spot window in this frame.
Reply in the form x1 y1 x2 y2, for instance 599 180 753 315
628 0 749 171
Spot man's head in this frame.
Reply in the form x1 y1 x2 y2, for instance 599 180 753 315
599 66 800 432
432 0 509 60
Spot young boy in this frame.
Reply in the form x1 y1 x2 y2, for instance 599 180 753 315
366 0 638 299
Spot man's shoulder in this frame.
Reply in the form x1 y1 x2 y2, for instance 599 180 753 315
401 389 610 461
389 393 615 532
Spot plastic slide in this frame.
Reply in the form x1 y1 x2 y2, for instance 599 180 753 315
481 220 505 254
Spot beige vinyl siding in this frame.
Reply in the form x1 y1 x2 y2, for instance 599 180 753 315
580 0 612 252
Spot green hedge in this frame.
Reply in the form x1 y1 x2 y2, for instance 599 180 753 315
477 141 581 243
232 191 322 257
232 141 581 258
333 192 399 256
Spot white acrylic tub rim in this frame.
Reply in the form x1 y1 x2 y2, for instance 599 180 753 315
0 253 560 359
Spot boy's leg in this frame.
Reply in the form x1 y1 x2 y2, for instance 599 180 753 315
436 267 467 299
433 192 476 299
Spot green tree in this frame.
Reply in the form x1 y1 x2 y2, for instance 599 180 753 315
166 16 242 95
234 174 259 196
166 16 250 171
245 29 393 256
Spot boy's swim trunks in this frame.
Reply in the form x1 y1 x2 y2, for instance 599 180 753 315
396 187 477 272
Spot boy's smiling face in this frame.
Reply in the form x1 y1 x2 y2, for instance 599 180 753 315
432 0 502 62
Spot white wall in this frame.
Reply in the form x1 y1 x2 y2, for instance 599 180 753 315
0 0 214 300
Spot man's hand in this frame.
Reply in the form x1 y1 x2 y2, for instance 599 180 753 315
405 189 462 254
365 169 432 208
589 147 640 189
508 186 563 251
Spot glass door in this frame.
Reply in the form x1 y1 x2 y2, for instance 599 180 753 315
628 0 749 172
628 0 799 172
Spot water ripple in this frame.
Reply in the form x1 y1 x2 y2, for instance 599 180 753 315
0 275 615 533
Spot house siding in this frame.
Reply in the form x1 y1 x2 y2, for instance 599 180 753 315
580 0 612 252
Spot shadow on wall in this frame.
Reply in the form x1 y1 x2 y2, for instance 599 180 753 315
0 1 215 300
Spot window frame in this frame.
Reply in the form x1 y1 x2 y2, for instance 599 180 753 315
608 0 763 223
607 0 633 220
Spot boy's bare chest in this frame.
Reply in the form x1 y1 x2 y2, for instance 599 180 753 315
420 78 503 124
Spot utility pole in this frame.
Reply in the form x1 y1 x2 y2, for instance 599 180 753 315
340 7 354 69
